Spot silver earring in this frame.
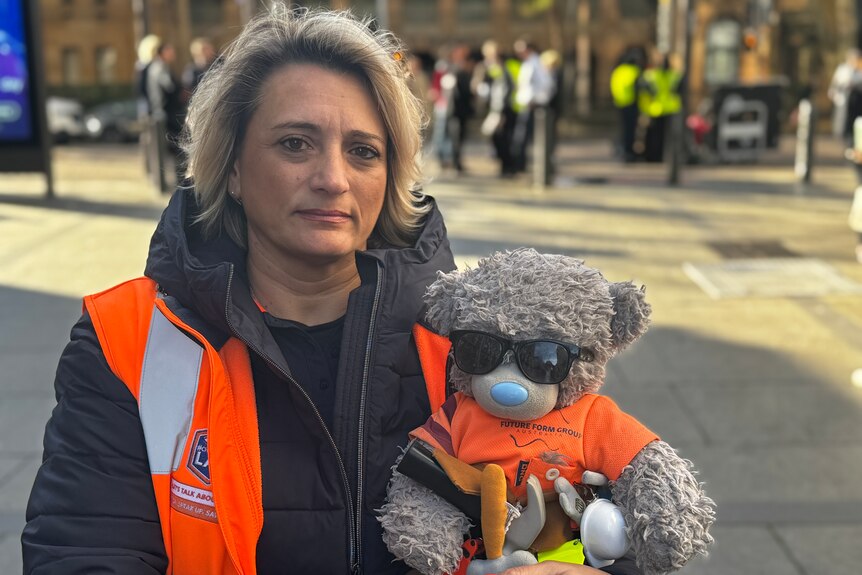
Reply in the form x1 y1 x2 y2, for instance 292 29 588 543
230 191 243 205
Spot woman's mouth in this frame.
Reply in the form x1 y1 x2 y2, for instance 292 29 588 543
296 209 352 223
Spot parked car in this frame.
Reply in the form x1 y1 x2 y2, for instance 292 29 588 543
46 96 85 143
84 99 144 142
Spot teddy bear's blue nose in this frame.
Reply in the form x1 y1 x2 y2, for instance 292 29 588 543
490 381 529 406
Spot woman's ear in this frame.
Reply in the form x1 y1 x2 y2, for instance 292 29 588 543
423 269 466 335
608 281 651 352
228 161 242 204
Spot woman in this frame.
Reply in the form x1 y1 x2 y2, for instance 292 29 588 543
22 7 455 574
23 7 642 574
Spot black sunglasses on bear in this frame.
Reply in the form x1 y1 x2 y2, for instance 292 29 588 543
449 330 594 385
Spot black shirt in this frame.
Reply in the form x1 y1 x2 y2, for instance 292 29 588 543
264 312 344 431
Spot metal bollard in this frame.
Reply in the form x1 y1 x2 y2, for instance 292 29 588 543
532 106 554 188
667 112 683 185
146 118 168 193
794 99 815 183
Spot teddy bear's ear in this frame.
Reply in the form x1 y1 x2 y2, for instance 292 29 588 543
609 281 651 352
422 269 465 334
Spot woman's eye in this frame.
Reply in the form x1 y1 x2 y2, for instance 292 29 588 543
281 137 307 151
353 145 381 160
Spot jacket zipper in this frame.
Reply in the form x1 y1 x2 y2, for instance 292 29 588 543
223 266 357 573
354 260 383 573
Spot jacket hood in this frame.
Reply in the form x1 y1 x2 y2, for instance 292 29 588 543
144 188 453 343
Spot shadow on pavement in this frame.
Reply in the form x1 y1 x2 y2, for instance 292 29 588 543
0 286 87 572
612 325 862 519
0 193 165 221
0 285 83 391
450 236 625 259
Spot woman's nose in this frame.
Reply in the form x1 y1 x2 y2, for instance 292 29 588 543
312 148 349 194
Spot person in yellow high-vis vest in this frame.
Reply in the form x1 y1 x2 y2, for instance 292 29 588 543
610 48 644 162
638 54 682 163
22 9 459 574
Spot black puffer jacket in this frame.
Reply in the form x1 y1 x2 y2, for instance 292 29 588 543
23 189 456 574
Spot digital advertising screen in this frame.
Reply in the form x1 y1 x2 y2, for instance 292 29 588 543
0 0 34 142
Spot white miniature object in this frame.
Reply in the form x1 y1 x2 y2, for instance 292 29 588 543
580 499 630 568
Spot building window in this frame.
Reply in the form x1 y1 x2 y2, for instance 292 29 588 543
705 19 741 87
95 46 117 85
62 47 82 86
458 0 491 24
62 0 75 20
349 1 377 20
457 0 492 37
190 0 224 27
458 0 491 23
402 1 439 39
617 0 654 19
94 0 108 20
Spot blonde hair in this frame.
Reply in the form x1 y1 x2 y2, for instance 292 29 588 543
183 5 429 249
137 34 161 64
189 37 214 61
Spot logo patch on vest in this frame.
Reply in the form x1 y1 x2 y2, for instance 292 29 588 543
515 460 529 487
187 429 210 484
170 478 217 523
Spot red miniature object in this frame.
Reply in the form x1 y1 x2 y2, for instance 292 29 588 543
452 539 484 575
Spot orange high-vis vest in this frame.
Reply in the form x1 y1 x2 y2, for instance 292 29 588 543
84 278 263 575
412 323 452 413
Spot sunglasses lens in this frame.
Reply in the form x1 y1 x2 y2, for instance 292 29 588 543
518 341 570 384
454 332 504 374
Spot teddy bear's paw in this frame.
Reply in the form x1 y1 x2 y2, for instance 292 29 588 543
465 551 537 575
614 441 716 574
379 471 472 575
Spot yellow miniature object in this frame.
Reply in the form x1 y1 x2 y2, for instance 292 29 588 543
536 539 586 565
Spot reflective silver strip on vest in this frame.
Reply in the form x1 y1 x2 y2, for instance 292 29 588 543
139 305 203 474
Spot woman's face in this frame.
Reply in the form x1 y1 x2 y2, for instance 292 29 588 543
230 63 388 266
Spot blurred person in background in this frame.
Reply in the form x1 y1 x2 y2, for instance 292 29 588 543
540 48 563 176
182 37 218 101
445 43 476 174
430 45 455 169
477 39 516 176
842 55 862 263
147 41 185 192
829 49 860 138
135 34 161 120
22 7 458 574
406 53 433 141
511 37 554 174
135 34 161 174
638 52 681 163
610 48 643 163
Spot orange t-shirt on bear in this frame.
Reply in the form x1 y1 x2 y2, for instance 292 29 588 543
411 392 658 500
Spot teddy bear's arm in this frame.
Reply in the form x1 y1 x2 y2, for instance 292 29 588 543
379 468 472 575
611 440 716 575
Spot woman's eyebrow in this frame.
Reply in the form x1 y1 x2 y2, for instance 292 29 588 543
271 121 319 132
271 122 385 146
349 130 386 146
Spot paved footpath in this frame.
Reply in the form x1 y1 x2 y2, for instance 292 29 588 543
1 138 862 574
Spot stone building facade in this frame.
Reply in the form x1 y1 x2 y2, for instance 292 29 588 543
39 0 859 113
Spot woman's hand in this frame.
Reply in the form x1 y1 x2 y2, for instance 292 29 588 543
503 561 606 574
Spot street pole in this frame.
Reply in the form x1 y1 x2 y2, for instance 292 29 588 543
794 99 815 184
575 0 591 117
668 0 694 186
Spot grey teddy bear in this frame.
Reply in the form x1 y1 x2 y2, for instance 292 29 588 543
379 249 715 575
